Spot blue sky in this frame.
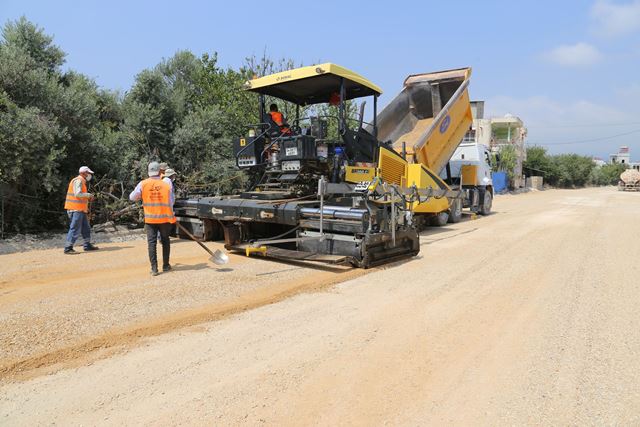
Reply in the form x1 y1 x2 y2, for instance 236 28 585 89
2 0 640 159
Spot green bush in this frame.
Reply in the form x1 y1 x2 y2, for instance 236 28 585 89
524 146 598 188
548 154 595 187
493 145 517 184
524 146 553 178
0 18 297 233
589 163 626 186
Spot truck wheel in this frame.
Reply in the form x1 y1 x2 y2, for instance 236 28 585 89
430 211 449 226
447 199 462 223
480 190 492 215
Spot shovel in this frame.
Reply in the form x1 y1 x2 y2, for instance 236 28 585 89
175 222 229 265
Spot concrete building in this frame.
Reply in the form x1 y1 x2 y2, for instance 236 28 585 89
464 101 528 188
610 146 640 170
610 146 631 165
592 157 606 167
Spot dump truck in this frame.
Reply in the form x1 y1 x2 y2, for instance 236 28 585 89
174 63 480 267
374 68 492 226
618 169 640 191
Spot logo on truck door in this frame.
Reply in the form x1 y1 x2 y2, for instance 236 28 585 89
439 115 451 134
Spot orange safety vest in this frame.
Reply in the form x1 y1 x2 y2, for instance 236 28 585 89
269 111 291 134
141 178 176 224
269 111 284 126
64 175 89 212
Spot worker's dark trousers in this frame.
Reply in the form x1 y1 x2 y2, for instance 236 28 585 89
145 223 172 271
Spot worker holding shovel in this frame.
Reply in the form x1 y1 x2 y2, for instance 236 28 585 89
129 161 175 276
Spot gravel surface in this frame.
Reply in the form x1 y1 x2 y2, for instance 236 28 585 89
0 223 145 255
0 235 360 376
2 187 640 425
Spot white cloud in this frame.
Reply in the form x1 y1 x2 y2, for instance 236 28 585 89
485 95 633 127
591 0 640 38
542 43 603 67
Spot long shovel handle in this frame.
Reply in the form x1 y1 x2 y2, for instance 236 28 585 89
175 222 216 257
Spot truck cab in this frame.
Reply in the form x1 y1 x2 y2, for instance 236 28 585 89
447 142 493 188
443 141 494 215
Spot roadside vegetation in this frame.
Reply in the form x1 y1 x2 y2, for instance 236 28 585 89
0 18 305 233
493 145 517 183
524 146 625 188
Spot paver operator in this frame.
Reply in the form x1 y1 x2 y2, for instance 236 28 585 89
268 104 291 134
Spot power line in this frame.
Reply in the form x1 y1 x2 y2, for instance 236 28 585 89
527 122 640 129
526 128 640 146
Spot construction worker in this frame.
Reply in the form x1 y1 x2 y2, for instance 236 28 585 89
63 166 99 254
129 161 176 276
158 162 173 235
159 162 168 179
163 168 177 236
163 168 176 194
329 91 341 106
268 104 291 134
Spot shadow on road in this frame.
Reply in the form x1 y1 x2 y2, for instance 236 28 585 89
417 210 500 238
420 228 479 246
88 245 133 252
249 256 355 274
171 263 211 272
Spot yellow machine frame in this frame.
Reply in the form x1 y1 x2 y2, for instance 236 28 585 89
375 147 451 213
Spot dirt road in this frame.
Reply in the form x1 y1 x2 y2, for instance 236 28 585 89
2 187 640 425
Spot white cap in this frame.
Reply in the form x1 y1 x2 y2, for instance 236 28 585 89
164 168 176 177
79 166 94 174
148 161 161 176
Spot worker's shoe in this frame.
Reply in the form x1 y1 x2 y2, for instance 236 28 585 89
63 247 76 254
84 244 99 251
151 269 160 277
162 264 172 273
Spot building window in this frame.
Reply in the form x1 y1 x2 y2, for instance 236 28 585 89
462 130 476 143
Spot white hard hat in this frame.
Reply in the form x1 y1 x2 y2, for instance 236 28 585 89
79 166 94 174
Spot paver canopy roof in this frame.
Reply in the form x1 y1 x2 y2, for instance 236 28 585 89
243 63 382 105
